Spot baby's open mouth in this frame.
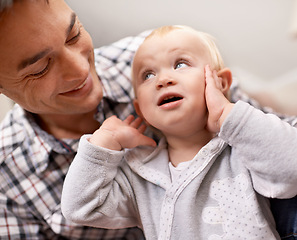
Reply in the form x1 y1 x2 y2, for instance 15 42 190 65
158 94 183 106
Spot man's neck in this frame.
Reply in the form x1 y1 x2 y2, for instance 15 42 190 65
34 109 100 140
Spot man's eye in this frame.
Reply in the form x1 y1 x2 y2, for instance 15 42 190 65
66 25 82 44
28 59 51 78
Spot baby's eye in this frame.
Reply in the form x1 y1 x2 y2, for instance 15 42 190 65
143 72 155 80
175 61 189 69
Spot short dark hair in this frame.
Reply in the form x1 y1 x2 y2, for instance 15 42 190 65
0 0 14 12
0 0 49 19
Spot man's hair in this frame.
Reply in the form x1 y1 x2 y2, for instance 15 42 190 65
0 0 49 17
0 0 14 12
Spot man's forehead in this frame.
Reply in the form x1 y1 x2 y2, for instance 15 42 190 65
0 0 70 73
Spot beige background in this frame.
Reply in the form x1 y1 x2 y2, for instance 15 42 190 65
1 0 297 120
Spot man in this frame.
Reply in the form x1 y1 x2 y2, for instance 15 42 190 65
0 0 145 238
0 0 296 239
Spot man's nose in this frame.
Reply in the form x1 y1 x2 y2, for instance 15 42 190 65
59 48 90 82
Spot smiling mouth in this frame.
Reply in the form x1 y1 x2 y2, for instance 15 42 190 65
158 96 183 106
74 80 87 91
61 79 89 96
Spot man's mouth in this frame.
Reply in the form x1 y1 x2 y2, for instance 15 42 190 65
60 77 91 96
63 80 87 94
73 80 87 91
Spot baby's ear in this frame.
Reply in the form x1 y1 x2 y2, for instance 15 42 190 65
133 99 144 119
134 99 152 127
217 68 232 95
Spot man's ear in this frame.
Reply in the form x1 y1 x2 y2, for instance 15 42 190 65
217 68 232 95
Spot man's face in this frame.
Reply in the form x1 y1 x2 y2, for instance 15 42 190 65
0 0 103 115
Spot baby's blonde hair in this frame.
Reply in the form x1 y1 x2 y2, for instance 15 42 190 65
143 25 225 71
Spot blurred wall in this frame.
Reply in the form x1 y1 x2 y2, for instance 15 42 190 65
0 95 13 121
1 0 297 120
67 0 297 114
67 0 297 82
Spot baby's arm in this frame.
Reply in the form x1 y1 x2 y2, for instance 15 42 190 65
62 115 155 228
90 115 156 150
204 65 234 133
219 100 297 198
61 133 141 229
61 116 155 227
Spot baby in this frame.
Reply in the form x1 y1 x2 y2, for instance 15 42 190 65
62 25 297 240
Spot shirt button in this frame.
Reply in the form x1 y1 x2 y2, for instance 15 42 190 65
201 148 209 157
165 196 171 204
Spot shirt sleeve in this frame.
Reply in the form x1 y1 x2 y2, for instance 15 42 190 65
230 81 297 127
219 100 297 199
61 135 140 229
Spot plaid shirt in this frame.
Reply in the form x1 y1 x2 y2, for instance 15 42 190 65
0 31 149 240
1 28 297 239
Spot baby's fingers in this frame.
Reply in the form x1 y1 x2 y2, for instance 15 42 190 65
205 65 222 90
126 116 146 130
123 115 135 124
138 123 147 134
137 134 157 147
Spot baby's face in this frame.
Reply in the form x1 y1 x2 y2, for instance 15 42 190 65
133 29 213 137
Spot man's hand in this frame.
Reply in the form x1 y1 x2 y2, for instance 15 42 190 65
89 115 156 151
205 65 234 133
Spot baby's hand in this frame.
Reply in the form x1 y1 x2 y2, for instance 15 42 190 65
204 65 234 133
89 115 156 151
